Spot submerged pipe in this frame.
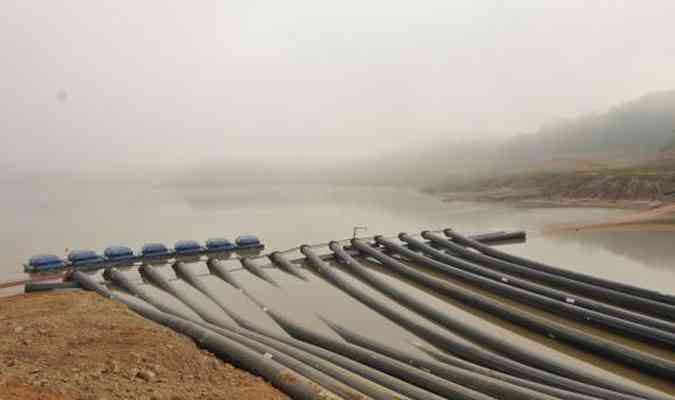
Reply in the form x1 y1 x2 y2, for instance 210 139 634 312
351 239 668 400
139 264 237 329
327 319 603 400
269 251 308 280
71 271 342 400
105 268 200 321
444 228 675 310
113 266 407 400
405 233 675 347
376 236 675 381
260 292 496 400
241 257 281 287
173 261 254 328
422 231 675 334
150 264 449 400
220 253 488 400
206 258 243 289
207 324 371 400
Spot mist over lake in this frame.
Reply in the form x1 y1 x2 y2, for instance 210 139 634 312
3 180 674 295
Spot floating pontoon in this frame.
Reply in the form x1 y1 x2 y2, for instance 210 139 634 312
67 250 105 266
174 240 204 255
25 254 66 272
22 235 264 274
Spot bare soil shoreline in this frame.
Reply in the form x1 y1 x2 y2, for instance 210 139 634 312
0 291 288 400
437 189 675 232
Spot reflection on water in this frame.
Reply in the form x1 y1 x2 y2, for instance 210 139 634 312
554 230 675 270
106 256 674 395
2 182 674 298
3 181 675 394
361 256 675 393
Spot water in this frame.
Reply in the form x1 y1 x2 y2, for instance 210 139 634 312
2 181 673 290
3 181 675 394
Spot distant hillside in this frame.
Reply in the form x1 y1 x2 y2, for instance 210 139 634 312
500 90 675 162
428 157 675 203
409 90 675 189
167 90 675 189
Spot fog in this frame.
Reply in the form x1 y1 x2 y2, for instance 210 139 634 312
2 1 675 180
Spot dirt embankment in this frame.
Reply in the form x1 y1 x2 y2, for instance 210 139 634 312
0 291 288 400
433 163 675 209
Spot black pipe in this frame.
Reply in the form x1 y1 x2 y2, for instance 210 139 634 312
269 251 308 280
215 321 411 400
139 264 237 329
104 268 201 321
173 261 258 329
327 319 605 400
146 264 448 400
470 230 526 243
110 266 406 400
70 271 342 400
444 228 675 309
409 233 675 346
422 231 675 334
24 281 81 292
182 311 372 400
351 239 668 400
206 258 243 289
377 235 675 381
221 254 490 400
262 296 496 400
241 257 281 287
320 318 564 400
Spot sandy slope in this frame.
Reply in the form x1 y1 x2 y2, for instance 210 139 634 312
0 291 288 400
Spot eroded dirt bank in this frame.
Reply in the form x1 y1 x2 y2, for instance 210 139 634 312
0 291 288 400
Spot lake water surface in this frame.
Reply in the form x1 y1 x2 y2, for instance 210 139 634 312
3 181 675 394
2 182 673 291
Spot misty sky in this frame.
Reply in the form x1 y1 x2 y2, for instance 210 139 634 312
2 1 675 175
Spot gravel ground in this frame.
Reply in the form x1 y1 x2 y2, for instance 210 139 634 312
0 291 289 400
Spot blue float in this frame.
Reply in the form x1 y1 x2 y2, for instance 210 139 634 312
26 254 66 272
104 246 136 261
205 238 236 252
68 250 105 266
174 240 203 254
141 243 171 257
23 234 264 273
235 234 261 248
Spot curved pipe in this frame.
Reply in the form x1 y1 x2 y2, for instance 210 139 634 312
221 253 490 400
111 266 407 400
422 231 675 334
105 268 200 321
328 319 602 400
206 258 242 289
444 228 675 310
241 257 281 287
262 293 495 400
206 323 370 400
376 236 675 381
71 271 344 400
146 265 445 400
139 264 237 329
407 233 675 347
351 239 667 400
173 261 259 329
269 251 308 280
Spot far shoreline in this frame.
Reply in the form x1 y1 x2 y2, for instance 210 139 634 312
432 190 675 233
